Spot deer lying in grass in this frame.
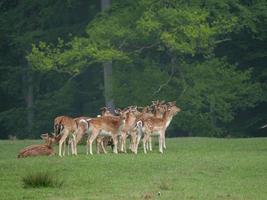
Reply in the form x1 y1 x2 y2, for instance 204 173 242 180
86 109 128 155
135 102 181 154
17 133 61 158
54 116 78 157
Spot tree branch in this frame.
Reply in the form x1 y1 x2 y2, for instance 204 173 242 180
134 43 159 53
214 38 231 44
153 62 175 95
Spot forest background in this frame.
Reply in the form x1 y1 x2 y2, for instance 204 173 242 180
0 0 266 139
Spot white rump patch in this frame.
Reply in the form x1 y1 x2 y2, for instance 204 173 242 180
79 119 89 129
136 120 143 128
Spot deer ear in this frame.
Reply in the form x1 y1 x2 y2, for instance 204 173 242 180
100 107 107 111
40 133 48 140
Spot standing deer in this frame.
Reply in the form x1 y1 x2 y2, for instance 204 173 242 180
119 106 138 153
54 116 78 157
86 110 128 155
135 103 181 154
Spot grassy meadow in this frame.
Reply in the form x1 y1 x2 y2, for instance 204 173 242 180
0 137 267 200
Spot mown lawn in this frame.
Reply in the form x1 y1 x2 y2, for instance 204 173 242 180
0 137 267 200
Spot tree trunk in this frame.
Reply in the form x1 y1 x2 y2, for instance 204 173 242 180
101 0 115 112
22 62 34 138
26 72 34 137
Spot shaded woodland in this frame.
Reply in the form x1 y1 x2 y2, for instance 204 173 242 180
0 0 266 138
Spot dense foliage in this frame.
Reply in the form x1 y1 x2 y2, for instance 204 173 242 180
0 0 266 138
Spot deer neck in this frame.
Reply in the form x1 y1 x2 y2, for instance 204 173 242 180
125 112 136 128
118 116 126 132
45 139 53 148
166 115 173 128
154 110 163 118
162 110 171 127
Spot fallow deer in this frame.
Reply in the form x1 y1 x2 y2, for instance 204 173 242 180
86 110 128 155
130 104 162 153
64 116 92 155
135 103 181 154
17 133 61 158
119 106 138 153
54 116 78 157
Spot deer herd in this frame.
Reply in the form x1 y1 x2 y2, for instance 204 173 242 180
18 100 181 158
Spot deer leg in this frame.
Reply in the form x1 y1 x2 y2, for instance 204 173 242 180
146 139 149 150
159 131 164 154
59 133 68 157
163 135 166 149
63 140 66 156
149 136 152 151
72 134 77 155
96 137 101 154
86 127 93 155
88 127 99 155
86 137 89 155
112 134 118 154
129 131 136 153
100 140 107 154
120 131 127 153
128 133 132 151
135 127 142 154
67 139 71 156
70 138 74 155
143 134 150 154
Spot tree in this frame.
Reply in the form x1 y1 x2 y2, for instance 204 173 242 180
101 0 115 112
0 0 99 138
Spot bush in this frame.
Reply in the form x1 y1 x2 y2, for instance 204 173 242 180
22 171 63 188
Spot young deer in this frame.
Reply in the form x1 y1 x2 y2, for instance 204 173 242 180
86 110 128 155
17 133 61 158
54 116 78 157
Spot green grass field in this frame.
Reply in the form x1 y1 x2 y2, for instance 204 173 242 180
0 137 267 200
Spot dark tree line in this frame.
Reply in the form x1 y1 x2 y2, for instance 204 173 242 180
0 0 266 139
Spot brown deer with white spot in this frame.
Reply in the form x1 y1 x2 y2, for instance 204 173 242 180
135 102 181 154
17 133 61 158
86 110 128 155
119 106 138 153
54 116 78 157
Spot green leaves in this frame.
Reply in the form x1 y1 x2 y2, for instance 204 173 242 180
23 0 266 137
178 58 262 136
